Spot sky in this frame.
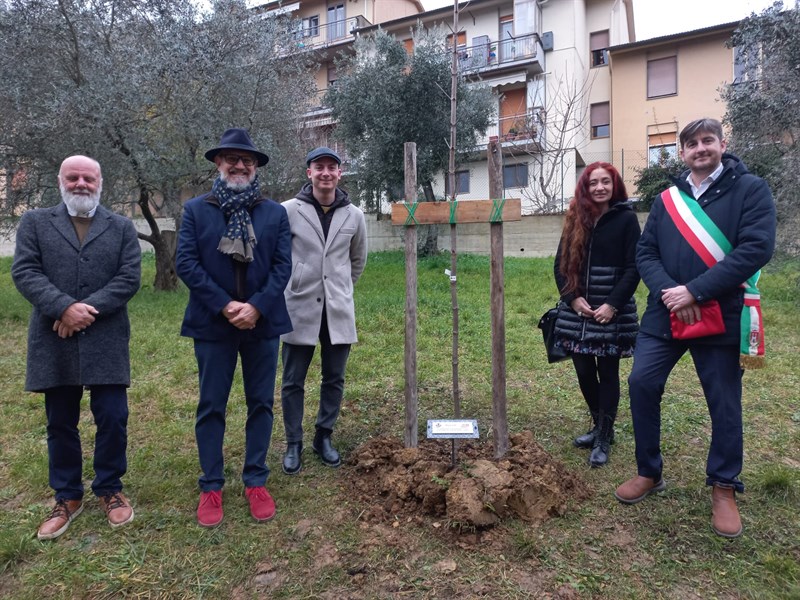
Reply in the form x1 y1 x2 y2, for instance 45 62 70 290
420 0 780 41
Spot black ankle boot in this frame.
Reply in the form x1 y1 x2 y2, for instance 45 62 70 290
573 411 599 448
589 412 615 468
282 442 303 475
313 431 341 468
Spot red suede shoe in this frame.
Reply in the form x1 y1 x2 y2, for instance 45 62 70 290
197 490 223 527
245 486 276 522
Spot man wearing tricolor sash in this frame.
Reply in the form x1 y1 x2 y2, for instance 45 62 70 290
614 118 776 538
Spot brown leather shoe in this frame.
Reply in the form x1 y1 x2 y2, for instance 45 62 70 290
37 499 84 540
99 492 135 528
711 485 743 538
614 475 666 504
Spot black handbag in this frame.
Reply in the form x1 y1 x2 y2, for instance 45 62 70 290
537 305 571 363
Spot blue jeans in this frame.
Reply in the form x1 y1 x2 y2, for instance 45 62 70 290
193 336 279 492
44 384 129 501
281 311 351 443
627 333 744 492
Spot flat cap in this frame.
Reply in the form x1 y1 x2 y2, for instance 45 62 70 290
306 147 341 166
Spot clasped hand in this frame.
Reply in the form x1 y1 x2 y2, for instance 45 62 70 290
661 285 701 324
222 301 261 330
54 302 98 338
570 298 615 324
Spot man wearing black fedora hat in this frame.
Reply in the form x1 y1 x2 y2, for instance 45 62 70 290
176 128 293 527
280 147 367 475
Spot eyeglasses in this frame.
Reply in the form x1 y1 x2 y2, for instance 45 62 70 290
221 154 257 167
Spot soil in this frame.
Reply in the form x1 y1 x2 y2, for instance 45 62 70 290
346 430 592 528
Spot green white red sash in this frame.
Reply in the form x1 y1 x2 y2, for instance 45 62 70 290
661 186 765 368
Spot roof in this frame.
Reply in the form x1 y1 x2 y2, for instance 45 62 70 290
609 20 738 53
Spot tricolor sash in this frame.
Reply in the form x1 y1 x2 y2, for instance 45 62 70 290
661 186 765 368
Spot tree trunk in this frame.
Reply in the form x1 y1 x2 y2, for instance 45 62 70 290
152 230 178 291
418 225 439 256
418 180 439 256
136 186 179 291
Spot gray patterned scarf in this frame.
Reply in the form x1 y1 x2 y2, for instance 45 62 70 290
213 175 260 263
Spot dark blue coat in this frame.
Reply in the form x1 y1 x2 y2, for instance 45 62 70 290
637 154 776 344
176 193 292 341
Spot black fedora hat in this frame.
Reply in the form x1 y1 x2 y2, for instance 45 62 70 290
205 128 269 166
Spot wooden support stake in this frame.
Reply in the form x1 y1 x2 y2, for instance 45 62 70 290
488 138 508 458
403 142 418 448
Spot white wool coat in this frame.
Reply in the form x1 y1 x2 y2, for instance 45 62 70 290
280 197 367 345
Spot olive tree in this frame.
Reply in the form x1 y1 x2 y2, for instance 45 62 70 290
326 27 495 213
723 0 800 254
0 0 318 289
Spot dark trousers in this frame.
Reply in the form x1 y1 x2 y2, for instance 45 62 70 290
628 332 744 491
44 384 129 501
194 335 279 492
571 354 621 417
281 313 351 443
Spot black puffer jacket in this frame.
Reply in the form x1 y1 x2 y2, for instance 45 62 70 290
553 202 641 353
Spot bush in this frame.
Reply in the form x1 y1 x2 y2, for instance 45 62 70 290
633 150 685 211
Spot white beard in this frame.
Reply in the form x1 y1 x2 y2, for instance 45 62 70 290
61 184 102 216
220 170 255 192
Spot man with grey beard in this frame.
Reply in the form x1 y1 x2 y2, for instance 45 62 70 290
12 155 141 540
176 128 292 527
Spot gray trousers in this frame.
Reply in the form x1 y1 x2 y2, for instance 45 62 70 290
281 311 351 443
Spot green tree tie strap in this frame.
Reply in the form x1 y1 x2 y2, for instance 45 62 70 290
449 201 458 224
404 202 420 226
490 198 506 223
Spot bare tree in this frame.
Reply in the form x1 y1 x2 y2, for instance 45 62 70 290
503 71 596 213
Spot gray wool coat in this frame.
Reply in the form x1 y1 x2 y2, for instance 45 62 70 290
11 203 141 392
281 197 367 346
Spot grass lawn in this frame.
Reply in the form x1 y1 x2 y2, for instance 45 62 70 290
0 251 798 599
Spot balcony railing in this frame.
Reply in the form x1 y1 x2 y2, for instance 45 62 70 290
456 32 541 72
294 16 370 49
479 109 544 147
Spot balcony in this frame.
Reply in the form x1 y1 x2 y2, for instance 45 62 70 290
293 16 371 50
456 33 544 76
479 109 544 153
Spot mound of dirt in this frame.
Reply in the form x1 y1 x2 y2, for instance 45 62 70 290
347 430 591 527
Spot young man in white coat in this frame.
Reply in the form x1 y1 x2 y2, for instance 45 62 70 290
280 147 367 474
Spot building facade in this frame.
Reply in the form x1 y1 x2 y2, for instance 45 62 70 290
256 0 635 214
609 22 738 196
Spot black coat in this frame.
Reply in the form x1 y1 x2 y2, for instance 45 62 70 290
553 202 641 354
637 154 776 344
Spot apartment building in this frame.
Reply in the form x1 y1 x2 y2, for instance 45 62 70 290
256 0 634 213
609 22 738 195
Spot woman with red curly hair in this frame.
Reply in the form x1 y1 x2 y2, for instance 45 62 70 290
553 162 641 467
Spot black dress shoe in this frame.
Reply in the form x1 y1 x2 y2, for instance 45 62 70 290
312 436 341 468
282 442 303 475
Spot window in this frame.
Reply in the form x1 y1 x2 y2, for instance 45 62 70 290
648 144 678 165
328 3 345 39
447 32 467 50
444 170 470 195
499 16 514 62
590 102 609 139
503 163 528 189
327 65 337 88
499 88 527 136
733 45 758 84
647 56 677 98
590 30 609 67
303 16 319 37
